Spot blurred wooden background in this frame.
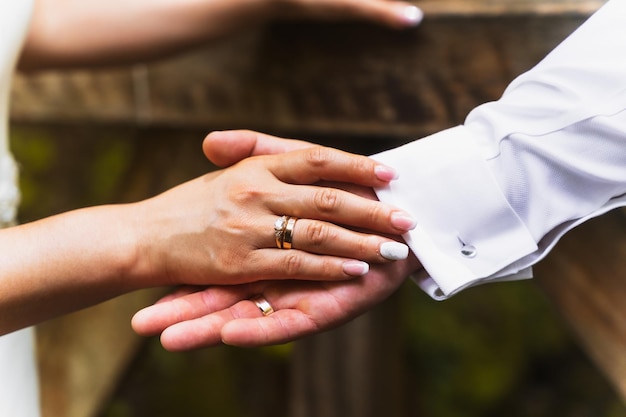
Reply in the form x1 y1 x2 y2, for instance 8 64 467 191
10 0 625 416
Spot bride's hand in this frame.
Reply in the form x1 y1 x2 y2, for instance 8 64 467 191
130 145 415 287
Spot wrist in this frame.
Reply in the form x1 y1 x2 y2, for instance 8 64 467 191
120 200 170 290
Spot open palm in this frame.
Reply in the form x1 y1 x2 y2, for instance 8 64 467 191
133 254 418 349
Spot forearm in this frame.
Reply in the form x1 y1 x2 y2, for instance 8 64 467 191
0 204 145 334
0 146 415 333
20 0 269 70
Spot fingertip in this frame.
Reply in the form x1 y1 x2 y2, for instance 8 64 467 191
202 131 224 164
131 300 183 337
160 328 184 352
390 211 417 231
221 319 267 347
220 320 246 346
130 308 155 336
374 164 399 182
379 241 410 261
342 260 370 277
202 130 258 167
160 324 205 352
393 3 423 27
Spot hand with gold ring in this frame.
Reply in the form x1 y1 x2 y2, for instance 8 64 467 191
129 135 415 288
132 129 422 349
272 213 408 261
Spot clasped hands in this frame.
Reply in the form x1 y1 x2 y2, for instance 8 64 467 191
132 130 421 350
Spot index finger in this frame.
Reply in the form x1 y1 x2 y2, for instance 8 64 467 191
269 146 398 187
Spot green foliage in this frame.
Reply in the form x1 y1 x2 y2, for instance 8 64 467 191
86 139 133 203
10 124 136 222
401 281 626 417
10 127 57 214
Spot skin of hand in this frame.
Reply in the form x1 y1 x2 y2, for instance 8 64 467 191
131 145 417 286
20 0 423 70
0 145 413 335
131 130 422 350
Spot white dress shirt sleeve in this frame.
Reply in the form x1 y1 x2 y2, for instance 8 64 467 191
373 0 626 300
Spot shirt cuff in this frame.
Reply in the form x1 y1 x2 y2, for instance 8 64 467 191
372 126 538 299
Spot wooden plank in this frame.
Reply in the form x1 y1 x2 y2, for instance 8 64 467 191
37 290 163 417
11 13 593 138
289 292 406 417
536 209 626 402
416 0 606 16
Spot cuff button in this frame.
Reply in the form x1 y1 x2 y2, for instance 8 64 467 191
460 244 477 258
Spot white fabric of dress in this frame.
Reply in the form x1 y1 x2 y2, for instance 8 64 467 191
374 0 626 300
0 1 41 416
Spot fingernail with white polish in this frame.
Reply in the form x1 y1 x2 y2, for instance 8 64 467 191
343 261 370 276
380 242 409 260
398 5 423 26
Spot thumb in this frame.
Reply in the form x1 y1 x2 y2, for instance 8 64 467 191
203 130 314 167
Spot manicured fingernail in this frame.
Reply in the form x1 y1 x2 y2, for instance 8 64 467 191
375 165 398 181
391 211 417 230
397 5 423 26
380 242 409 260
343 261 370 276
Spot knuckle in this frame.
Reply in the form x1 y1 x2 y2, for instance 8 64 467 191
365 202 386 225
319 260 337 279
305 146 333 168
350 156 371 177
356 236 374 258
284 253 303 276
229 183 263 205
305 222 331 247
313 188 340 213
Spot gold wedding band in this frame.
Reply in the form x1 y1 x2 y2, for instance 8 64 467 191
250 295 274 316
283 217 298 249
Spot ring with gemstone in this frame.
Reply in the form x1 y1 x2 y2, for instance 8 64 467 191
274 215 288 249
